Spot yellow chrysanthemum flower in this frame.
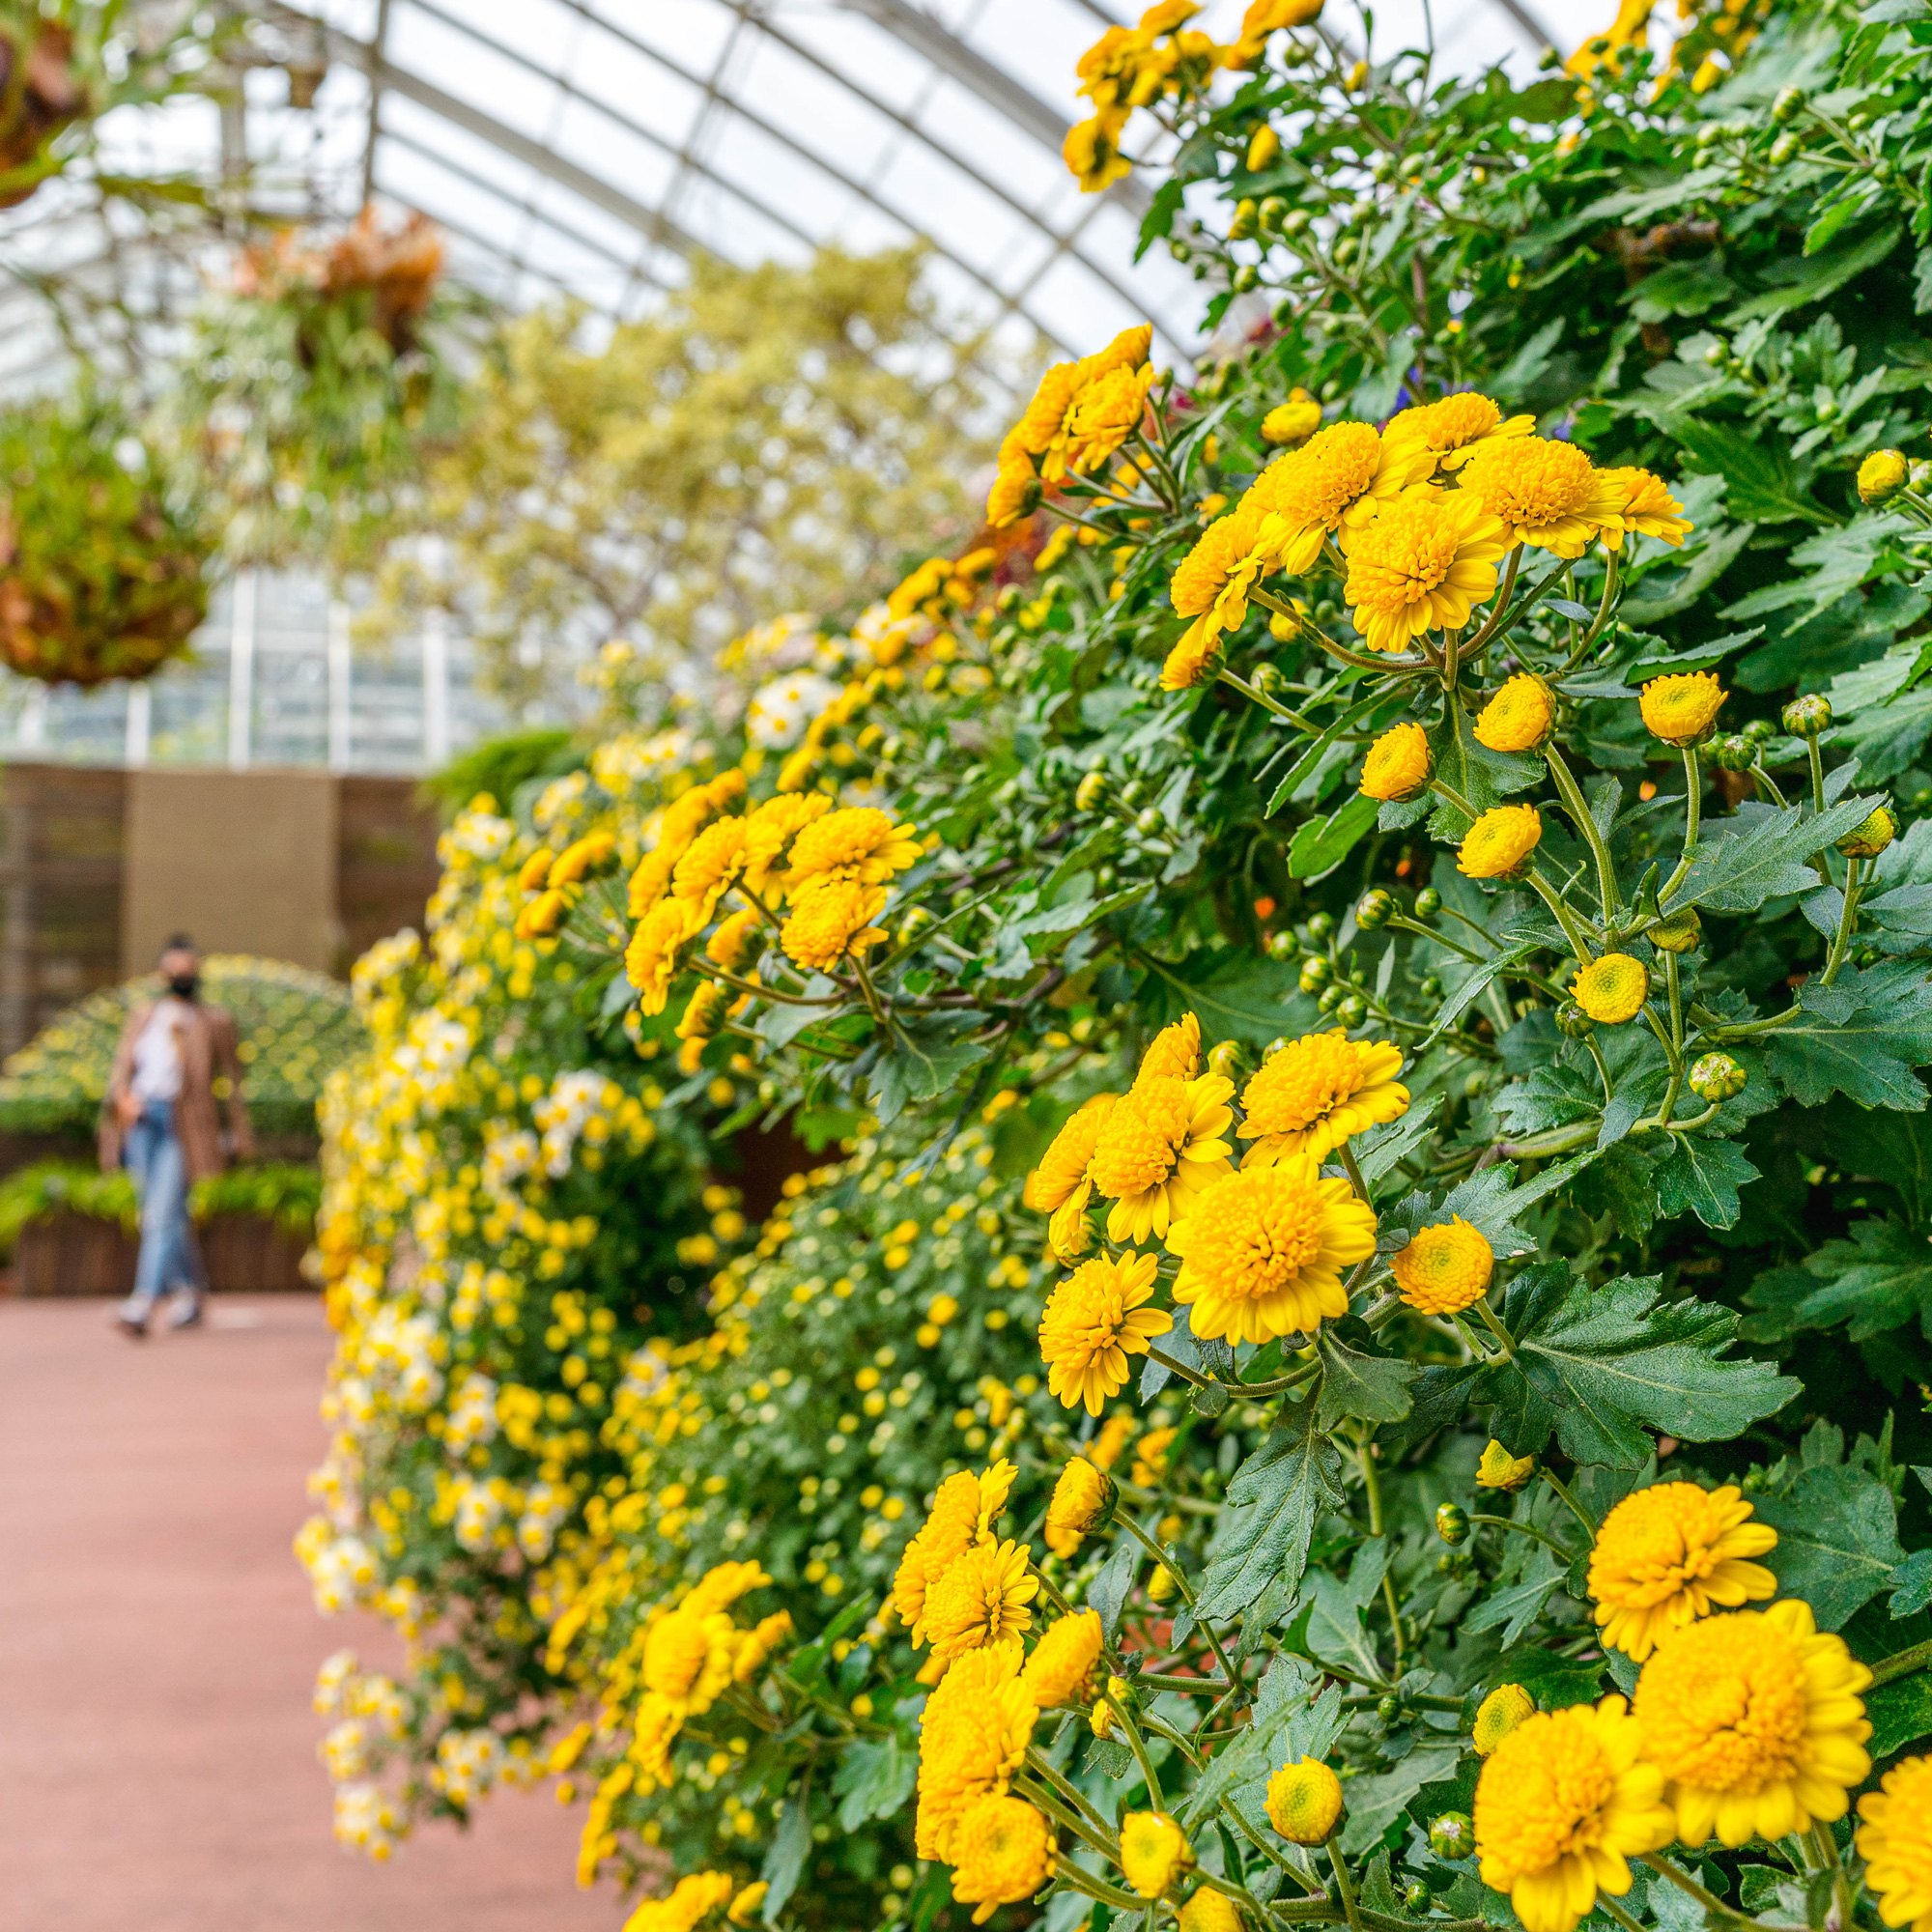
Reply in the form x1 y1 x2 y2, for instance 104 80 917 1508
631 1690 682 1790
923 1539 1037 1662
950 1795 1056 1924
1601 468 1691 549
915 1645 1037 1861
626 897 701 1016
1265 1756 1344 1843
1166 501 1288 685
1022 1609 1105 1710
1473 1685 1537 1755
1135 1015 1203 1087
1037 1249 1173 1414
671 816 750 924
1071 362 1157 478
1573 952 1649 1026
551 830 615 885
1065 109 1133 192
787 806 922 887
892 1463 1015 1639
1179 1887 1246 1932
1459 437 1625 558
742 792 832 896
1857 1753 1932 1932
1587 1482 1778 1662
642 1605 737 1718
1088 1073 1235 1241
1167 1155 1378 1345
733 1609 793 1683
517 849 554 894
987 455 1040 529
623 1870 736 1932
1634 1601 1872 1848
1261 392 1323 445
727 1883 768 1927
1390 1215 1493 1315
1025 1093 1120 1261
1043 1457 1117 1558
1237 1029 1408 1165
1476 1438 1535 1490
1473 673 1555 753
516 886 567 939
1639 671 1725 747
1385 392 1534 471
1342 488 1510 654
1458 804 1541 879
780 875 888 972
1474 1697 1675 1932
705 907 763 974
1246 421 1434 572
1120 1811 1195 1898
1359 721 1433 801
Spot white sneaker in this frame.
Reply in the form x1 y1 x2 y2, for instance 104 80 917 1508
166 1294 204 1330
113 1298 150 1338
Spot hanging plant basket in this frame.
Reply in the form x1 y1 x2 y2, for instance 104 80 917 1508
0 18 87 209
171 205 478 568
0 392 213 688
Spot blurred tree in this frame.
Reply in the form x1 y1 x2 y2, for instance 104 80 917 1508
366 246 1007 713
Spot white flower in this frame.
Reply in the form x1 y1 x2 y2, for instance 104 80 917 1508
746 670 840 749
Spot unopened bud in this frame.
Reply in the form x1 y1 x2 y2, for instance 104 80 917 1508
1435 1502 1469 1546
1649 907 1702 954
1413 887 1442 918
1838 804 1898 859
1355 889 1395 929
1555 1001 1594 1038
1782 695 1833 738
1688 1052 1747 1103
1772 84 1804 123
1429 1812 1475 1861
1075 770 1108 811
1859 450 1910 507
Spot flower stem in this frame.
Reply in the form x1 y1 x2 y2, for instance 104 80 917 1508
1145 1345 1212 1390
1638 1854 1745 1925
1820 854 1864 987
1472 1297 1517 1364
1325 1835 1366 1932
1539 1465 1597 1540
1545 743 1620 920
1870 1634 1932 1687
1660 747 1703 904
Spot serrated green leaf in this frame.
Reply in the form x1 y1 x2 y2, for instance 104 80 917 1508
1316 1324 1416 1431
1486 1269 1801 1469
1757 1463 1904 1629
1288 791 1381 880
1654 1136 1761 1230
1196 1398 1344 1620
1867 1672 1932 1758
1743 1219 1932 1343
1664 793 1876 914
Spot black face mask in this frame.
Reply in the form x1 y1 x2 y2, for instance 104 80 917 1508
168 973 199 1000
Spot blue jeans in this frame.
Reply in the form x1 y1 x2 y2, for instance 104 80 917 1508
124 1101 204 1308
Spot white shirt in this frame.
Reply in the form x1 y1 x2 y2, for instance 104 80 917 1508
129 998 192 1103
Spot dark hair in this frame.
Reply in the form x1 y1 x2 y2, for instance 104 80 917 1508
159 933 198 957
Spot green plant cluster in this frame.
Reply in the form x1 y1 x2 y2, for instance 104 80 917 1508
0 1159 136 1252
304 7 1932 1932
0 386 212 686
0 954 365 1142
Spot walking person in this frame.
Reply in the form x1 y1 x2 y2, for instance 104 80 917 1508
99 937 254 1336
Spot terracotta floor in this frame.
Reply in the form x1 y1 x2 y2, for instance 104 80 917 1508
0 1294 616 1932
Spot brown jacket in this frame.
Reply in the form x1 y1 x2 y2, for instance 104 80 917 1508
99 997 255 1182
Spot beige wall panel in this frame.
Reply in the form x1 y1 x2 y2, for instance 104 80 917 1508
123 770 340 977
